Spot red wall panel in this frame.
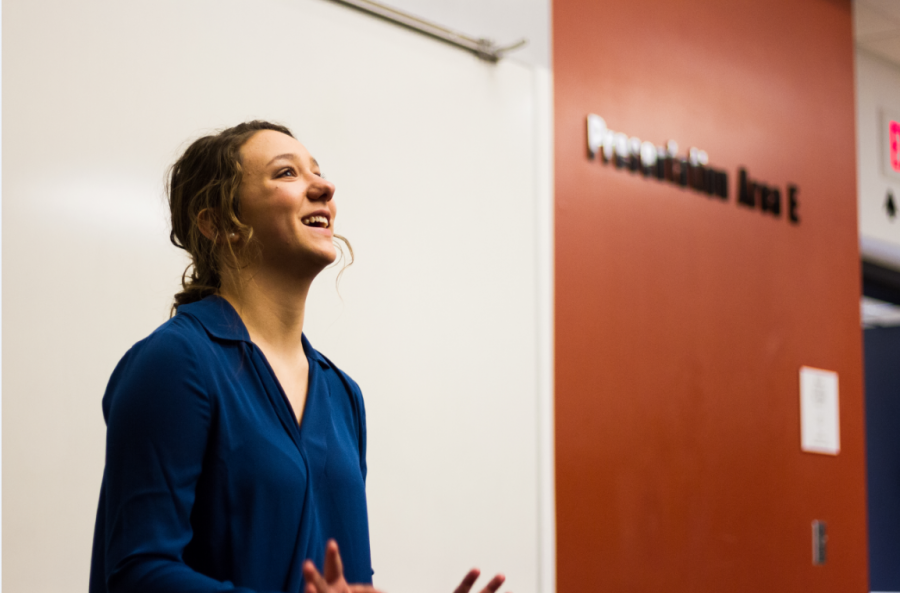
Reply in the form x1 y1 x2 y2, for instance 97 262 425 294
553 1 867 591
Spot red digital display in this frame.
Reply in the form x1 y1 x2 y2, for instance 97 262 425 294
890 120 900 172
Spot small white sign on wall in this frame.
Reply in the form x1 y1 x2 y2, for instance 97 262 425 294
799 366 840 455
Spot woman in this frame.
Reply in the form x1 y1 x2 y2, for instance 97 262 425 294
89 121 506 593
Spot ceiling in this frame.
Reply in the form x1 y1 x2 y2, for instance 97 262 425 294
855 0 900 65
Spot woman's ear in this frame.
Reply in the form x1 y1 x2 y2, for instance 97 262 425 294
197 209 219 242
198 209 242 244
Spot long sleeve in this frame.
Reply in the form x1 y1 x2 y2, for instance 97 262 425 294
90 298 372 593
93 328 279 593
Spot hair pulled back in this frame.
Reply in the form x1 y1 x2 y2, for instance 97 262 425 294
169 120 354 315
168 120 294 313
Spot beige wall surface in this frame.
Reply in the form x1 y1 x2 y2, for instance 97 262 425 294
856 48 900 259
2 1 550 592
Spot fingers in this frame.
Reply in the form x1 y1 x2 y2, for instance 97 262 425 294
453 569 481 593
453 569 507 593
303 560 331 593
324 539 345 584
348 586 387 593
479 574 506 593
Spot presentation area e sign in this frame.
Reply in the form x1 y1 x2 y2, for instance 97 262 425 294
586 114 800 225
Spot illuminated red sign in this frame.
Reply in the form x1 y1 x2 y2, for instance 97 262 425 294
890 120 900 173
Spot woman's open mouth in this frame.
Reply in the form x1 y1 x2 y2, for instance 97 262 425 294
301 215 330 229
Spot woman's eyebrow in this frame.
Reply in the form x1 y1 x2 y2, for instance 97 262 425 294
265 153 300 167
265 154 320 171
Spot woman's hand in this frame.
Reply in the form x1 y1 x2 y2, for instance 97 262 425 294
452 569 507 593
303 540 383 593
303 540 509 593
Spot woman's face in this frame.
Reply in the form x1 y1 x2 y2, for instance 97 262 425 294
238 130 338 276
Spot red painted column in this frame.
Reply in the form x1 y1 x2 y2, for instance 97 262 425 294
552 1 868 591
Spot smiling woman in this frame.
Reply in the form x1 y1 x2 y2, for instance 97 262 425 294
167 121 353 315
88 121 507 593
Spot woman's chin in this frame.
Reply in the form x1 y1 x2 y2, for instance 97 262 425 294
307 247 339 270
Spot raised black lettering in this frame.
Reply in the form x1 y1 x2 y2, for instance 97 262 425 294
715 170 728 200
695 165 704 191
754 184 765 209
770 188 781 216
686 163 696 189
738 168 754 207
759 186 782 216
788 185 800 224
760 186 771 213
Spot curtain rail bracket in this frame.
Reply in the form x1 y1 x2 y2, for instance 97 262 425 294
328 0 527 63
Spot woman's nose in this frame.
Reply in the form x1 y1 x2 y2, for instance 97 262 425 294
308 177 335 202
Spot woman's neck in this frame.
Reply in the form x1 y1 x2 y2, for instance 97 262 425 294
218 266 314 356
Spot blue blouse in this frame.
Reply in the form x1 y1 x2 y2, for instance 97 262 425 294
89 296 372 593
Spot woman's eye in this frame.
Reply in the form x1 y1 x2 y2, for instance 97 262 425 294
277 168 296 178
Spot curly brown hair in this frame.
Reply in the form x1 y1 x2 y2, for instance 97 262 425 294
167 120 352 314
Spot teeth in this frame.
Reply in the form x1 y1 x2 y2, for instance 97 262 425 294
301 215 330 228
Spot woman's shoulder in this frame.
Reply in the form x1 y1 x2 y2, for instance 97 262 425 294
102 311 216 421
107 299 238 394
304 338 363 399
325 355 362 395
125 296 247 362
127 311 210 363
106 316 204 391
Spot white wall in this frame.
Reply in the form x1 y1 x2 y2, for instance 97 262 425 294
376 0 550 68
2 1 552 592
855 48 900 263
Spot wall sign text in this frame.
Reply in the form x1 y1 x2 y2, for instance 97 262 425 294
586 114 800 225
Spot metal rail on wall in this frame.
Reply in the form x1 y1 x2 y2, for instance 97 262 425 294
327 0 527 63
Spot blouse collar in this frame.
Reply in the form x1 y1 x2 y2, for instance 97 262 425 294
178 295 328 367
